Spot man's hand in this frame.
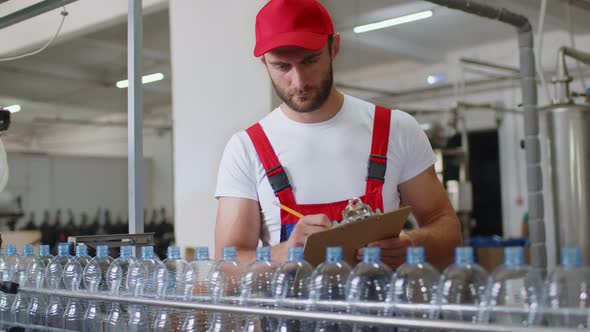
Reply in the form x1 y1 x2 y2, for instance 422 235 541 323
286 214 332 248
356 231 413 269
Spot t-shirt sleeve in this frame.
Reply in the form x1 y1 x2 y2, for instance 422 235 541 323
214 132 259 201
396 111 438 184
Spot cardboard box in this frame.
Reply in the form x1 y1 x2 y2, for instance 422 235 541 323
475 247 531 272
1 230 42 253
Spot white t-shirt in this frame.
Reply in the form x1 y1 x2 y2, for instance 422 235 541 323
215 94 437 246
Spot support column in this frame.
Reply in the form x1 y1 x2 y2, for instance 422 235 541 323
170 0 272 252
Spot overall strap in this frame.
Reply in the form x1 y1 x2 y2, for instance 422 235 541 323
245 123 296 206
365 106 391 197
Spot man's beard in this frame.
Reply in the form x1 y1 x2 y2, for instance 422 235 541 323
272 64 334 113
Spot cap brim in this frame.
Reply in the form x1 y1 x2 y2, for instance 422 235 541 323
254 32 328 57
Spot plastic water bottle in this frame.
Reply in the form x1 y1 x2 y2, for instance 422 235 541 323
180 246 215 332
54 243 73 290
439 246 488 322
273 247 314 332
479 246 543 326
38 245 53 268
62 258 85 330
105 245 137 331
389 246 440 328
83 245 114 331
12 244 45 325
543 247 590 328
126 246 168 331
153 246 188 331
11 245 33 324
309 246 352 332
126 248 149 332
0 245 19 327
74 245 92 271
0 246 9 330
45 245 66 329
241 247 278 332
24 246 47 330
346 247 392 332
209 246 245 332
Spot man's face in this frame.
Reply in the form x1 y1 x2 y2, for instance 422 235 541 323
263 44 334 113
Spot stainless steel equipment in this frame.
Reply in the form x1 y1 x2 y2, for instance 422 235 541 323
541 102 590 265
541 46 590 265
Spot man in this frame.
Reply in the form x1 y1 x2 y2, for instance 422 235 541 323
214 0 462 270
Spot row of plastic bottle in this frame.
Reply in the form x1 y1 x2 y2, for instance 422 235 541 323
0 243 589 331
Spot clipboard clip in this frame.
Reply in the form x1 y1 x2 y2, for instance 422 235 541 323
339 197 381 225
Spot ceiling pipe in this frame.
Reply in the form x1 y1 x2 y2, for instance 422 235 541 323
553 46 590 104
425 0 546 270
0 0 78 30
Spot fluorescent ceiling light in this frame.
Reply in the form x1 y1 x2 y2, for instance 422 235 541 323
116 73 164 89
4 104 21 113
353 10 433 33
427 74 446 85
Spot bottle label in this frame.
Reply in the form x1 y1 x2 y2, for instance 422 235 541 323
504 279 526 306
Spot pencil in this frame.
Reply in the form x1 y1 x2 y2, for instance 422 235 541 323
272 201 305 219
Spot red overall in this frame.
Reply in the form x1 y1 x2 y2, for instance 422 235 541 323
246 106 392 242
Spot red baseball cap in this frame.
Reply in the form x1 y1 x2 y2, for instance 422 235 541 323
254 0 335 57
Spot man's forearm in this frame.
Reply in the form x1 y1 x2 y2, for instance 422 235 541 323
404 212 463 271
234 241 291 265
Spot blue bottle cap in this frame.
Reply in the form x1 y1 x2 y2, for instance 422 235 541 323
167 246 182 260
504 246 525 268
326 247 343 264
195 247 210 261
6 244 17 256
561 247 582 269
288 247 304 262
256 247 271 262
57 243 70 257
363 247 381 264
22 244 34 257
141 246 155 259
39 245 51 257
120 246 134 258
222 247 237 261
407 247 425 265
96 245 109 258
455 247 474 266
76 245 88 257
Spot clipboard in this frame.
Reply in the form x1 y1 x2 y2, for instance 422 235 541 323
303 206 412 266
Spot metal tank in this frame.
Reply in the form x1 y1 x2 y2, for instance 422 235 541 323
541 46 590 265
541 102 590 265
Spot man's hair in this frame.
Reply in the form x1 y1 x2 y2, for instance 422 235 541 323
327 34 334 56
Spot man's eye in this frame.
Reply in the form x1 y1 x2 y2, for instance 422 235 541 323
278 64 290 71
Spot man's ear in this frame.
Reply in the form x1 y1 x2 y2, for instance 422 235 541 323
331 33 341 60
260 55 266 65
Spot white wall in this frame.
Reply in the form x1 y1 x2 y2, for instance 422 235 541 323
169 0 272 252
4 152 153 226
3 124 174 223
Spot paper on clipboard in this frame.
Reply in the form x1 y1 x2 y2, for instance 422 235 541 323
303 206 412 266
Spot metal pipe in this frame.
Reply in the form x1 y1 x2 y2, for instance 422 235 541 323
13 287 580 332
554 46 590 103
0 0 78 30
337 75 517 99
425 0 547 270
33 116 172 131
460 57 520 74
128 0 144 235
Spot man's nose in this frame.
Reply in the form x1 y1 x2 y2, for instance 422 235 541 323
290 66 306 90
